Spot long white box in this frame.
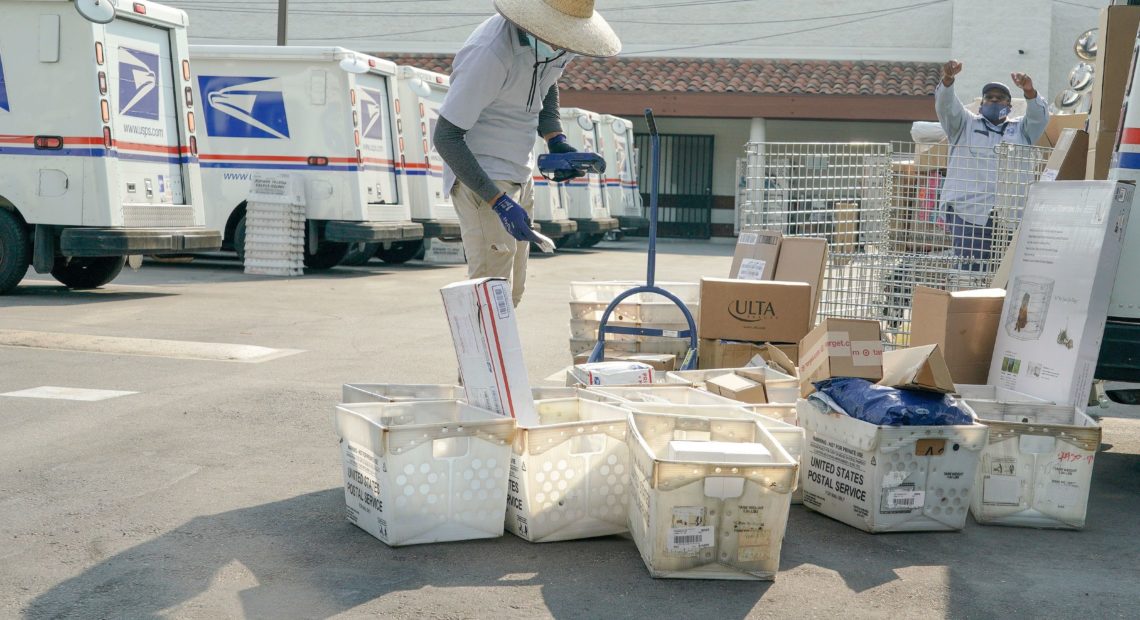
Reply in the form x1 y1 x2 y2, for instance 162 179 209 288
442 278 539 425
988 181 1133 406
961 391 1100 529
334 400 515 546
627 412 798 580
797 398 989 533
506 398 631 543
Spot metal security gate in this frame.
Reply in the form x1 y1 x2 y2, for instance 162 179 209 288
634 133 714 238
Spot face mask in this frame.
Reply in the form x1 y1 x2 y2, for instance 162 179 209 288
524 33 560 59
980 102 1010 124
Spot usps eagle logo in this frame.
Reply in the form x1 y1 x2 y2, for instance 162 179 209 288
199 75 290 139
360 87 386 140
118 47 160 120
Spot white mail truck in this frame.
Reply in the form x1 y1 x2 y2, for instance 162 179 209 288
558 107 618 248
0 0 220 294
189 45 422 269
530 134 577 247
599 113 645 235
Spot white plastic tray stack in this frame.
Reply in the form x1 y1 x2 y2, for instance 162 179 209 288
568 281 699 358
243 173 306 277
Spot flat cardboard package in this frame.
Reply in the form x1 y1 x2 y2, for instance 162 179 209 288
698 338 799 369
988 181 1133 406
909 286 1005 385
773 236 828 321
1041 128 1088 182
441 278 539 425
698 278 812 344
729 230 782 280
799 318 883 396
878 344 956 393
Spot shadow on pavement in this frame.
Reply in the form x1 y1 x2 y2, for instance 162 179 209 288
1 285 176 307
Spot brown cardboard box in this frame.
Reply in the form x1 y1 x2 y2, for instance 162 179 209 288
774 237 828 322
729 230 781 280
699 278 812 344
909 286 1004 385
878 344 956 393
572 352 677 372
798 318 883 396
1041 128 1088 181
698 338 799 369
1036 114 1088 148
1088 6 1140 137
706 372 767 404
1087 129 1118 181
915 141 949 170
830 202 860 260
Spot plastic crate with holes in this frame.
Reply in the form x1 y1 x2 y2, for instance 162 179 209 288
626 412 799 580
796 397 989 532
569 281 699 356
334 400 515 546
506 398 632 543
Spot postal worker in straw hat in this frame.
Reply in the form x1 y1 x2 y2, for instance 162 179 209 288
433 0 621 306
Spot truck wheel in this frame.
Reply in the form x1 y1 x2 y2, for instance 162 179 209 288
558 233 580 249
233 216 247 263
578 233 606 248
0 209 31 294
375 240 424 264
304 240 349 270
340 243 379 266
51 256 126 290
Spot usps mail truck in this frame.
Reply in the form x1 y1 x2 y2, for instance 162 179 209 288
599 113 645 234
558 107 618 248
189 45 422 269
530 135 577 246
0 0 220 294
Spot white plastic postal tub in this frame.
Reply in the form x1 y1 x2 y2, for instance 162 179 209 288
627 412 798 580
342 383 463 403
590 385 742 407
797 398 989 533
506 398 632 542
625 403 804 504
334 400 515 546
961 395 1100 529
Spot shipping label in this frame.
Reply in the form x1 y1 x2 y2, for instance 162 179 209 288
884 488 925 510
982 474 1022 506
738 258 767 281
667 526 714 555
738 232 758 245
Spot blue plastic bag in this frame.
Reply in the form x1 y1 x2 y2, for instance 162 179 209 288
812 378 973 426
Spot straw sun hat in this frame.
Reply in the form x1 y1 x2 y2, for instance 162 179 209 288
494 0 622 58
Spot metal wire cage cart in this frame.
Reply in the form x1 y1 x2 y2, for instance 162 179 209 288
740 140 1052 344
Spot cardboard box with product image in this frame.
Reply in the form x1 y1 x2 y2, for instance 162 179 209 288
798 318 883 396
909 286 1005 385
699 278 812 345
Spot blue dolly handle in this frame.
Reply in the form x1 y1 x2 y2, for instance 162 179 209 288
587 108 699 370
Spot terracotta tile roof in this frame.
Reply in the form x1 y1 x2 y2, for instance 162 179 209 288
379 53 940 97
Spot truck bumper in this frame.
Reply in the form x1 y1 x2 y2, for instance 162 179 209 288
617 215 648 231
416 219 462 239
573 217 620 234
1096 319 1140 382
60 227 222 256
325 221 424 243
537 219 578 237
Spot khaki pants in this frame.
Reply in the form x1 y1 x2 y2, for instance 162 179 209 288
452 178 534 306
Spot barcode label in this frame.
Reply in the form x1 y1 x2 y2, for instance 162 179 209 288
667 526 714 553
490 283 511 319
885 489 925 510
738 232 758 245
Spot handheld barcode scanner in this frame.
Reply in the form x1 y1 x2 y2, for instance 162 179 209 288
537 151 607 183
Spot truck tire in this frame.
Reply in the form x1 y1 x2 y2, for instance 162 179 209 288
51 256 126 290
578 233 606 248
375 239 424 264
304 240 349 270
0 209 31 294
340 242 379 266
233 216 246 263
558 233 580 249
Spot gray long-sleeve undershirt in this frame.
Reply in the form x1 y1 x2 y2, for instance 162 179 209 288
434 84 564 203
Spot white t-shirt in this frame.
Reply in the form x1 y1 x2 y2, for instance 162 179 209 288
439 15 573 194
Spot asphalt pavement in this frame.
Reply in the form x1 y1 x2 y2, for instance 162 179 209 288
1 239 1137 619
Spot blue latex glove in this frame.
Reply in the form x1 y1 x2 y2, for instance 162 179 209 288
492 193 555 252
547 134 577 154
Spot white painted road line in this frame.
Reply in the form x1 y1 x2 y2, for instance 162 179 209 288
1 386 138 401
0 330 303 363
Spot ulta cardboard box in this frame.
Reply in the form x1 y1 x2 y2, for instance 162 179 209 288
878 344 956 393
698 338 799 369
798 318 883 396
729 230 782 280
441 278 539 425
1040 128 1088 182
910 286 1005 385
699 278 812 344
774 236 828 322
